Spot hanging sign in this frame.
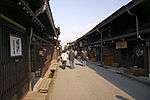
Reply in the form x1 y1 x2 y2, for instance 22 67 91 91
116 40 127 49
10 35 22 56
80 41 83 47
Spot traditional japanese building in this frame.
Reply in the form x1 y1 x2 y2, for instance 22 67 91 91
74 0 150 77
0 0 59 99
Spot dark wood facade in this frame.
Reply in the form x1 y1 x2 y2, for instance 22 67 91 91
74 0 150 76
0 0 58 99
0 16 29 99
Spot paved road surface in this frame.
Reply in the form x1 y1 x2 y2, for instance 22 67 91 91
47 60 150 100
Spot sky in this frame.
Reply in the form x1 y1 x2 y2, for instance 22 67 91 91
50 0 131 46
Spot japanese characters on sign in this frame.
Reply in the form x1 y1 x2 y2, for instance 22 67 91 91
10 35 22 56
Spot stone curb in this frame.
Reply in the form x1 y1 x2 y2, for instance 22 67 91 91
45 62 60 100
88 61 150 86
104 66 150 86
121 73 150 86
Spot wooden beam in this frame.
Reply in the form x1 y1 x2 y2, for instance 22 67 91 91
104 28 150 42
18 0 45 30
33 33 52 44
0 14 26 30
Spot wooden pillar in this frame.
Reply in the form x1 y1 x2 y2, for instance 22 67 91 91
144 47 148 76
28 27 33 91
145 40 150 78
148 47 150 78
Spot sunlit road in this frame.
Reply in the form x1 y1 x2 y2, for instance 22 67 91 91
47 60 150 100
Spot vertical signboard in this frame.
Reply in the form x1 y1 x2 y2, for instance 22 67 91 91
80 41 82 47
10 35 22 56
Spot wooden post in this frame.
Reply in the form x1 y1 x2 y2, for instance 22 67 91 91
148 47 150 78
100 32 103 65
96 29 103 65
28 28 33 91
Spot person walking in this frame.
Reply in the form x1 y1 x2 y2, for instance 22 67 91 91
68 48 75 69
81 49 88 67
74 50 78 59
61 50 68 69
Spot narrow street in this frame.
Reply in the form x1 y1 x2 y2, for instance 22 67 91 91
47 60 150 100
1 0 150 99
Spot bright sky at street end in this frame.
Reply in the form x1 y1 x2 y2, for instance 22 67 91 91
50 0 131 46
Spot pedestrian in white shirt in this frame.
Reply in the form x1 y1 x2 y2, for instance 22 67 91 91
61 50 68 69
74 50 77 58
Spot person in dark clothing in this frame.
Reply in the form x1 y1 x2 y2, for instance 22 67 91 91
68 48 75 69
81 49 88 67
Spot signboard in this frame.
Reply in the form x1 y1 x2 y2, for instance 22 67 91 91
80 41 82 47
10 35 22 56
116 40 127 49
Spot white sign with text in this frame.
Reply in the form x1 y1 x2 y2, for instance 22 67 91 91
10 35 22 56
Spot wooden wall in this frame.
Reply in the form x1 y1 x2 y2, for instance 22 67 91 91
0 18 29 99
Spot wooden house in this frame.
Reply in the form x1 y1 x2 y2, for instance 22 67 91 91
0 0 58 99
74 0 150 76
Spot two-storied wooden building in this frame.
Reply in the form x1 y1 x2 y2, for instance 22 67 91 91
74 0 150 77
0 0 59 99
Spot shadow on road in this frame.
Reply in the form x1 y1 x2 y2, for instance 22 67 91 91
87 62 150 100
